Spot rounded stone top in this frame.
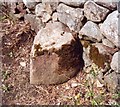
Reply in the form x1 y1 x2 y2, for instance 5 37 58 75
33 22 74 51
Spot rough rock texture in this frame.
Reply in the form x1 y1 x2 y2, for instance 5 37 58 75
42 0 59 11
80 40 92 69
52 12 58 22
79 21 104 42
94 0 117 10
83 51 92 68
88 43 119 71
30 22 84 84
102 38 115 48
104 72 120 93
35 3 53 22
57 3 84 32
24 14 44 32
93 43 117 55
84 1 109 22
60 0 86 7
23 0 42 9
118 1 120 13
100 11 119 47
88 43 115 69
110 51 120 74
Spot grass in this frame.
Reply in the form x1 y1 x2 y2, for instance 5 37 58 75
2 70 11 81
2 84 10 93
0 3 18 25
2 70 11 93
72 63 120 105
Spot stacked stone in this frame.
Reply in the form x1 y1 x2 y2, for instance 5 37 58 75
23 0 119 92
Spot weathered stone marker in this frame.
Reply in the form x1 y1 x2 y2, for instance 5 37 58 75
30 22 84 85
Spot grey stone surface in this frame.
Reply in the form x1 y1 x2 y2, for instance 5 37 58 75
57 3 84 32
79 21 104 42
83 51 92 68
35 3 53 22
110 51 120 74
52 12 58 22
88 43 118 69
60 0 86 7
24 14 44 33
84 1 109 22
118 1 120 13
30 22 84 85
100 10 119 47
23 0 41 9
93 43 117 55
104 72 120 93
94 0 117 10
102 38 115 48
42 0 59 11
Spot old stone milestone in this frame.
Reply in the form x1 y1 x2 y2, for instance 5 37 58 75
30 22 84 85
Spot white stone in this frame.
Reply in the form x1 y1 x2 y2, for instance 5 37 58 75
83 51 92 69
100 11 119 47
52 12 58 22
110 51 120 73
32 22 74 57
71 83 80 88
35 3 52 22
102 38 115 48
20 62 26 67
94 0 117 10
57 3 84 32
104 72 119 92
84 1 109 22
95 79 104 88
42 13 51 22
24 14 43 32
22 0 41 9
79 21 104 42
35 3 52 16
60 0 86 7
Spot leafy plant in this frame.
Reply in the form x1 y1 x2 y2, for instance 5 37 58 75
2 70 11 81
2 84 10 92
84 63 105 105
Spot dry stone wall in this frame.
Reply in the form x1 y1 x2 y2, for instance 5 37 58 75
22 0 119 92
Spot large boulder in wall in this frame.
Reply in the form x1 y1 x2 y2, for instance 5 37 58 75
30 22 84 85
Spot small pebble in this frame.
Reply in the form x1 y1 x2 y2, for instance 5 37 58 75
71 83 80 88
20 62 26 67
65 86 70 90
96 79 104 88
